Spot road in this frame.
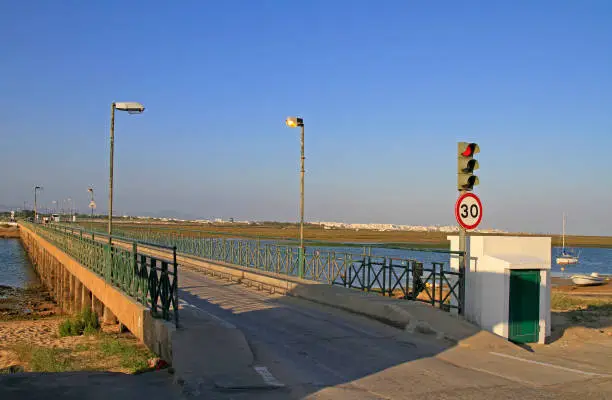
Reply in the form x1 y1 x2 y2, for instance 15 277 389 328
177 264 612 399
34 228 612 399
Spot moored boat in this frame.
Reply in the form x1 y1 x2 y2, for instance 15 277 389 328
571 273 605 286
556 213 579 265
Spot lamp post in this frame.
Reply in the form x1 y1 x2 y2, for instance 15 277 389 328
34 186 41 222
108 102 145 240
88 187 95 230
285 116 305 278
67 198 72 222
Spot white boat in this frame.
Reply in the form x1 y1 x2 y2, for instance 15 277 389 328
556 213 579 265
571 273 605 286
557 251 579 265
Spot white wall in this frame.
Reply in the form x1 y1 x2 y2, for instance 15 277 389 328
448 235 552 344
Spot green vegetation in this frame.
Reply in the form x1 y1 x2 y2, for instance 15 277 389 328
552 293 612 324
99 336 155 373
11 335 154 374
12 343 73 372
551 293 612 311
75 220 612 249
59 307 100 337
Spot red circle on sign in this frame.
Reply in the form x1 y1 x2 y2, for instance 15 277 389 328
455 192 483 230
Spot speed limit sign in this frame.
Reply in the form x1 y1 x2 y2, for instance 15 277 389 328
455 192 483 230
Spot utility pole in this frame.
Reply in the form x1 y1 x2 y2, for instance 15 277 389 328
285 116 306 279
34 186 41 222
299 121 305 277
109 103 115 240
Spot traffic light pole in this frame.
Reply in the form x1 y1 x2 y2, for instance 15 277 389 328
458 190 467 316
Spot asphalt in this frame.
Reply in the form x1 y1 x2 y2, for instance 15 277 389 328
174 266 612 399
0 371 182 400
7 229 612 399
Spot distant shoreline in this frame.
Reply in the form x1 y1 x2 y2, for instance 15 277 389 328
65 220 612 249
0 226 20 238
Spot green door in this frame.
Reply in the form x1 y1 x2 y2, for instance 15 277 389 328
509 269 540 343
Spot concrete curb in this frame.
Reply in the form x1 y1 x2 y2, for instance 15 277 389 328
175 255 484 344
108 239 518 351
171 306 282 395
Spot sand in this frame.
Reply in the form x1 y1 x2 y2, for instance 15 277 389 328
0 227 20 238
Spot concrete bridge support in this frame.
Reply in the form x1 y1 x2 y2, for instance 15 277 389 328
92 295 104 320
103 305 118 325
19 224 175 362
62 269 71 313
82 285 92 312
74 279 83 313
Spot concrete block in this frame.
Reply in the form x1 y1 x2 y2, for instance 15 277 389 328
81 286 91 312
92 295 104 321
74 280 83 313
103 305 118 325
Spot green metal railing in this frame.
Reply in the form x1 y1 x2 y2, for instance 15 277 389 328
78 224 465 313
24 222 179 326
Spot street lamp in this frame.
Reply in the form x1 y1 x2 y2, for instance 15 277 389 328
34 186 42 222
109 102 145 239
88 187 95 229
285 116 305 278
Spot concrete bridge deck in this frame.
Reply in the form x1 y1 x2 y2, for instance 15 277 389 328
9 224 612 399
101 231 612 398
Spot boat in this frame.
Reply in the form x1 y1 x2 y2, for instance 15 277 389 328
556 213 579 265
571 273 605 287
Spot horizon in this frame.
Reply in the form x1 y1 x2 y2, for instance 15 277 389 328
1 1 611 236
4 206 606 238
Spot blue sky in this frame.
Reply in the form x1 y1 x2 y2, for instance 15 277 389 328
1 1 611 235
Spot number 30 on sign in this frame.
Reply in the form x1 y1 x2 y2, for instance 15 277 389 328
455 192 483 230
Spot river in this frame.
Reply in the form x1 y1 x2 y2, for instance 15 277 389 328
292 242 611 276
0 238 38 289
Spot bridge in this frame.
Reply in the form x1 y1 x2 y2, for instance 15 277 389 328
12 222 612 399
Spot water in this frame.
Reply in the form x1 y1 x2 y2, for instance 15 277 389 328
305 244 612 277
550 247 612 277
0 239 38 289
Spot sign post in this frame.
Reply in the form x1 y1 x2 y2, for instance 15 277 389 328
456 142 481 315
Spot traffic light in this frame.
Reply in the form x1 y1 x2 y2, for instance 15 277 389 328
457 142 480 191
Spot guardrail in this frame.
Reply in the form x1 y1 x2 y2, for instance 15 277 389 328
75 224 465 313
23 222 179 326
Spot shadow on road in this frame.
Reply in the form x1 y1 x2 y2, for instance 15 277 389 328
0 370 181 400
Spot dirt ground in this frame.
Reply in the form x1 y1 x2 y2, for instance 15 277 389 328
0 227 20 238
528 280 612 370
0 285 155 374
0 284 58 321
552 277 612 294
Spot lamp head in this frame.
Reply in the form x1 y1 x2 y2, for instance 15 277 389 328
285 116 304 128
114 102 145 114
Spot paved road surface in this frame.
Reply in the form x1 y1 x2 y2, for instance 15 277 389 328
176 265 612 399
11 230 610 399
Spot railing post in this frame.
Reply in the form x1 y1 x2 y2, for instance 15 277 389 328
132 242 138 296
382 257 387 297
431 263 437 307
347 256 352 288
439 267 444 309
173 246 179 328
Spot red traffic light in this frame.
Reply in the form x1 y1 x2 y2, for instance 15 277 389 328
460 143 480 157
